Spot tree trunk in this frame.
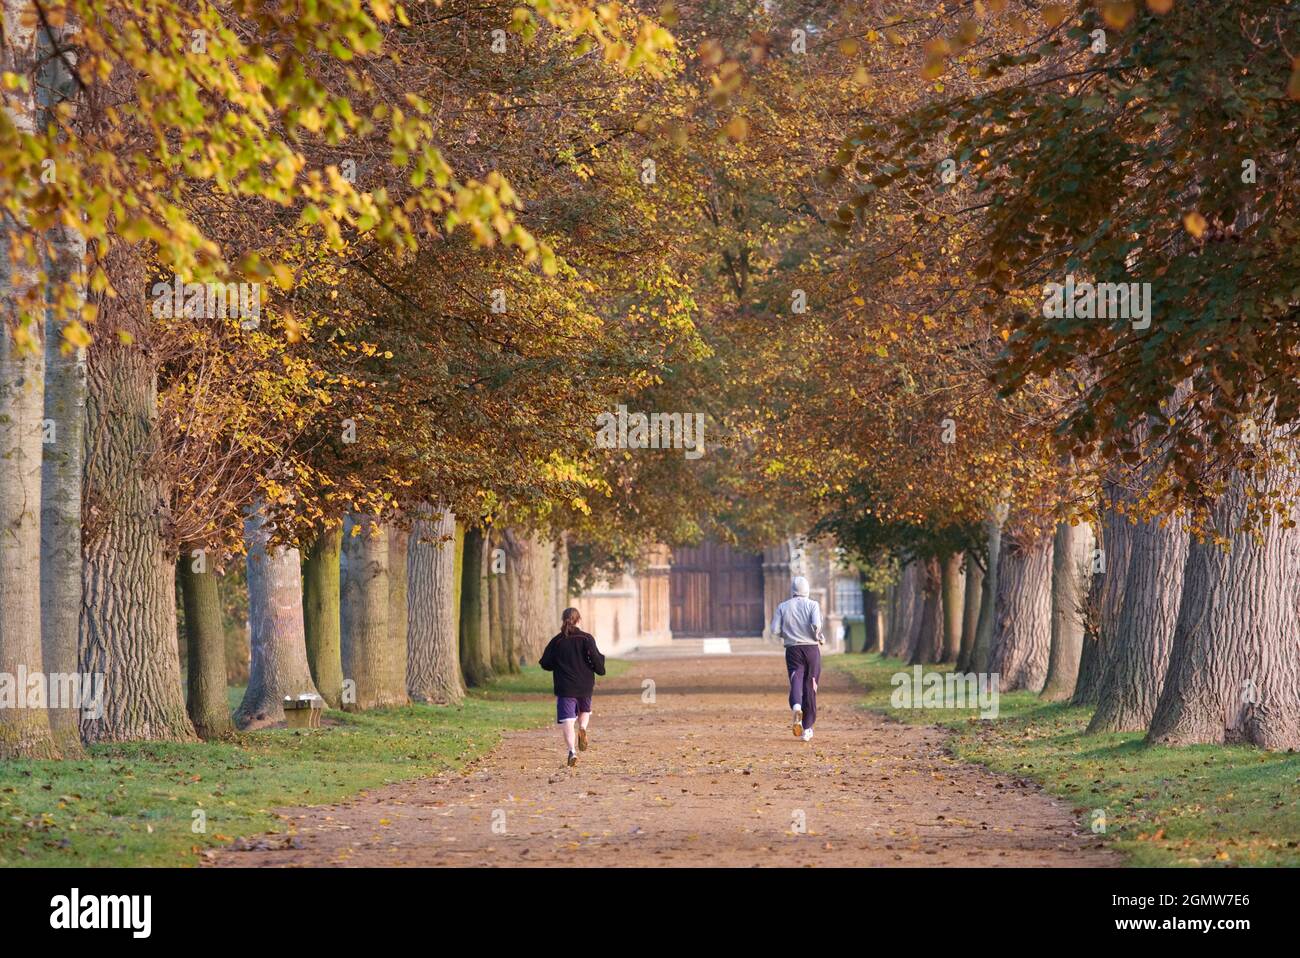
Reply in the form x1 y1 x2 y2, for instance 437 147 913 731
970 501 1007 674
340 514 404 710
907 556 943 664
386 524 411 706
957 551 983 671
988 528 1052 692
1072 488 1133 706
80 342 194 743
40 222 87 756
235 509 320 729
407 506 463 704
861 576 881 654
552 536 569 624
1041 521 1092 702
939 551 964 663
886 561 918 658
0 289 58 759
1088 511 1188 731
459 527 492 686
179 549 232 739
879 581 894 652
486 528 518 673
0 0 57 763
1147 446 1300 749
302 526 344 708
452 521 465 645
508 530 545 664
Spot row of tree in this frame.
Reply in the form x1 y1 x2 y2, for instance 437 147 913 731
756 0 1300 750
0 0 689 758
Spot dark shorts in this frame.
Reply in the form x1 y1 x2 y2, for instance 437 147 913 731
556 696 592 723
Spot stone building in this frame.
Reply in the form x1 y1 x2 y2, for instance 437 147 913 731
577 538 861 656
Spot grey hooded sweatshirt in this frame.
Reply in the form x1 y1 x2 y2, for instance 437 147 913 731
769 576 825 647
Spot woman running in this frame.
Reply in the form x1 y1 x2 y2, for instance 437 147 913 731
539 607 606 767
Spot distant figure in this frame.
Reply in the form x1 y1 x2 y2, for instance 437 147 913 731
769 576 825 742
539 607 606 767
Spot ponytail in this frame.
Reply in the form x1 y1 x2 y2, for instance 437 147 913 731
561 607 581 637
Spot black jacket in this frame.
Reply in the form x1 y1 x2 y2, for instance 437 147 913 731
539 629 606 698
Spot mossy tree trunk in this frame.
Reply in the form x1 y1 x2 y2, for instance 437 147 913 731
302 526 344 708
179 549 232 739
458 527 492 686
957 552 983 672
939 551 964 663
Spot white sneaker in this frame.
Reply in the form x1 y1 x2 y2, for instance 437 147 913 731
802 728 814 742
792 706 803 738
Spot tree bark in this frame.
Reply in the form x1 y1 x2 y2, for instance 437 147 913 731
179 549 232 739
0 3 59 757
879 580 894 652
386 523 411 706
235 509 320 729
407 506 463 705
1088 511 1188 731
1147 446 1300 749
302 525 344 708
458 527 493 686
508 530 543 663
988 528 1053 692
970 501 1008 674
0 277 58 759
1041 521 1092 702
907 556 943 664
957 551 983 671
939 551 964 663
40 221 87 756
452 521 465 646
1072 487 1133 706
340 514 404 710
886 561 918 658
80 341 194 743
861 575 881 654
486 528 519 673
552 535 569 625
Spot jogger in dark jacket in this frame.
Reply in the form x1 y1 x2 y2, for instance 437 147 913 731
539 607 606 767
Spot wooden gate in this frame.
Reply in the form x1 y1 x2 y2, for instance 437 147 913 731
669 542 765 637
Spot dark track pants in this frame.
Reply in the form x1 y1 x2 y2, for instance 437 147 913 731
785 644 821 728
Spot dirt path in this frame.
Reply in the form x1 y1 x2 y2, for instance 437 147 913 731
211 655 1116 867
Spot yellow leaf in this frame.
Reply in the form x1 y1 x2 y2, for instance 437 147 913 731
1100 1 1136 29
62 321 92 351
1041 4 1069 28
1146 0 1173 12
724 116 750 141
1182 211 1208 238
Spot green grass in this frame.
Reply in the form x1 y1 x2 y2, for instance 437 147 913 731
0 661 629 867
831 654 1300 867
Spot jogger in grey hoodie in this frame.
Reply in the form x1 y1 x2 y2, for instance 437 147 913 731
769 576 824 741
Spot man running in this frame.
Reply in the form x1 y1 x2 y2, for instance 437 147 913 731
769 575 825 742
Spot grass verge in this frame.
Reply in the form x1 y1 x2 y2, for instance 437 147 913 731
831 654 1300 867
0 661 630 867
